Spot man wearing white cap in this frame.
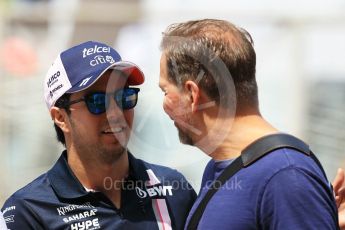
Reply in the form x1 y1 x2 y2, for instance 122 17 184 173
1 41 196 230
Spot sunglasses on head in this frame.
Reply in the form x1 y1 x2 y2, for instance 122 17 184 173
60 87 140 115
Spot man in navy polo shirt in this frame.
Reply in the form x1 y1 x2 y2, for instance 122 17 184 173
1 41 196 230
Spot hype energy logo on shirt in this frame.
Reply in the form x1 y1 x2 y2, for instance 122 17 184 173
70 218 100 230
82 45 115 67
135 185 173 199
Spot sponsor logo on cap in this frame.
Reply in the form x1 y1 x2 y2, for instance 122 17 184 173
50 84 64 98
90 55 115 67
82 45 111 58
79 76 93 87
47 71 61 88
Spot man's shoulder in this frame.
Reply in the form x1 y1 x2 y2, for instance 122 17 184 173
2 172 50 209
254 149 338 229
249 148 323 173
239 147 329 189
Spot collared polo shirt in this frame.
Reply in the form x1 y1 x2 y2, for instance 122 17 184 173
1 151 196 230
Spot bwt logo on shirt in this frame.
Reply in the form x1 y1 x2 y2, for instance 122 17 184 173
135 185 173 199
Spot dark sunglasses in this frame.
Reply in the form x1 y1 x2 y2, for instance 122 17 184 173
60 88 140 115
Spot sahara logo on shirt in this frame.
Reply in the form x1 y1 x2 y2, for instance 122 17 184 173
63 209 98 223
135 185 173 199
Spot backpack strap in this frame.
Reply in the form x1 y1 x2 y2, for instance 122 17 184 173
241 133 310 166
186 133 334 230
186 156 244 230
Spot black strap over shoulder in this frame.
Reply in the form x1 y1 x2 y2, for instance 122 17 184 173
186 133 334 230
241 133 310 166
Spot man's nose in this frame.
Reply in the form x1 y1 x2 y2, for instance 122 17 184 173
106 96 123 119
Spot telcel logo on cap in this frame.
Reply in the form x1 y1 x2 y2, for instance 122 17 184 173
82 45 111 58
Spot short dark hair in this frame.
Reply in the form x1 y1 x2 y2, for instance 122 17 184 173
160 19 259 114
54 94 71 146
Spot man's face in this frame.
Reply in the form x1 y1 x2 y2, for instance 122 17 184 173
66 71 134 164
159 53 194 145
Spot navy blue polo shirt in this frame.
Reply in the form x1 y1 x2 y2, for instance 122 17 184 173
1 151 196 230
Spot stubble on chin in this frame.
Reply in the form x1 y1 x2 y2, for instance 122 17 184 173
71 130 128 165
97 146 127 165
177 126 194 146
175 115 195 146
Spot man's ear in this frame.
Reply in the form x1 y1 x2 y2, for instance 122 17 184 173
50 107 70 133
185 80 200 113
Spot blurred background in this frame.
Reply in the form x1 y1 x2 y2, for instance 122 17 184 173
1 0 345 206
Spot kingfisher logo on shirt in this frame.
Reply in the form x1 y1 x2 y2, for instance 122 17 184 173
56 202 95 216
135 185 173 199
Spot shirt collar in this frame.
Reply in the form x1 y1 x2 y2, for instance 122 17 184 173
47 151 88 199
127 151 150 182
47 150 150 199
